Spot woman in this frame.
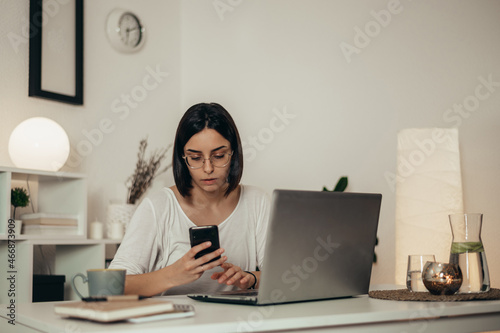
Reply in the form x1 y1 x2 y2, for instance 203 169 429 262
109 103 270 296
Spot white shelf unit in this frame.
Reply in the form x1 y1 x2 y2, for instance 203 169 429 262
0 166 87 239
0 167 118 303
0 239 107 303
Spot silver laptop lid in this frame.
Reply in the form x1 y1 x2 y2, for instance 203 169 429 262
257 190 381 305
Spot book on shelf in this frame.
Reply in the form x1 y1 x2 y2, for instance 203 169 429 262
20 213 78 226
54 299 177 323
22 225 79 235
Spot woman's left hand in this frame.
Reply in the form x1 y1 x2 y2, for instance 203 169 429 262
211 263 256 290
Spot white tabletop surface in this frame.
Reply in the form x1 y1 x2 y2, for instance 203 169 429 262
2 288 500 333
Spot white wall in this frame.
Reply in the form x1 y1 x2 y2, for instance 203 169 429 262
78 0 181 226
180 0 500 286
0 0 181 231
1 0 499 287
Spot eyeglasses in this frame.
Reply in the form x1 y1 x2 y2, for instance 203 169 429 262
182 151 233 169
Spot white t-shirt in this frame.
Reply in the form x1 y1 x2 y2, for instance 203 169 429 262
109 185 270 295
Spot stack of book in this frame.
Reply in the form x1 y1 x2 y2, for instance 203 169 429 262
54 297 195 323
20 213 79 235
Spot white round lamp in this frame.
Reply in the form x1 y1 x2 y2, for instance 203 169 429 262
8 117 70 172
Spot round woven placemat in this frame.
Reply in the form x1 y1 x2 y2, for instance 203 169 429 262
369 288 500 302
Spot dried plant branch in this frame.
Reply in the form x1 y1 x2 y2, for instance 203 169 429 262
126 138 172 205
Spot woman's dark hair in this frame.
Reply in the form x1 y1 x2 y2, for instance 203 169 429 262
173 103 243 197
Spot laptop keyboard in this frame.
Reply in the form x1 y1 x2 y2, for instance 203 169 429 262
218 289 259 297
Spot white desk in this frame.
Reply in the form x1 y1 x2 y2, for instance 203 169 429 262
2 292 500 333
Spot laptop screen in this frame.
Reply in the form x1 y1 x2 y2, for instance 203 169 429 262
257 190 382 304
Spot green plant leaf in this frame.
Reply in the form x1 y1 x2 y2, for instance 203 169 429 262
11 187 30 208
333 176 348 192
11 187 30 220
451 242 484 254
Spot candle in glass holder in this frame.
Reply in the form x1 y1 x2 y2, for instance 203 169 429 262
422 262 462 295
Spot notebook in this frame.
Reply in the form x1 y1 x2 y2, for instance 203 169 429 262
127 304 195 323
188 189 382 305
54 299 175 322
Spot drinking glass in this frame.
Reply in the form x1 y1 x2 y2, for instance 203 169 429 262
406 254 436 292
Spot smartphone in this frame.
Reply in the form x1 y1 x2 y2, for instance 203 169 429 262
189 225 221 263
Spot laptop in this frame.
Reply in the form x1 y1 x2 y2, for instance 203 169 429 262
188 189 382 305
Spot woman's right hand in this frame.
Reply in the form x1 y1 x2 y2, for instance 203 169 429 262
165 241 227 288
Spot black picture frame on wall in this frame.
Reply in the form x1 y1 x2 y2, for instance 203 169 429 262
29 0 83 105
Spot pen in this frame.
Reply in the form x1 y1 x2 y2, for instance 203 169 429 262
82 295 150 302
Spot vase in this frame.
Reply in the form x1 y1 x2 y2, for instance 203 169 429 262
449 213 490 293
14 219 23 235
105 203 136 239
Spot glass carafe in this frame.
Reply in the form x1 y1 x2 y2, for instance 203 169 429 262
449 213 490 293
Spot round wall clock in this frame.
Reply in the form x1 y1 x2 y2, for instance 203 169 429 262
106 9 145 53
